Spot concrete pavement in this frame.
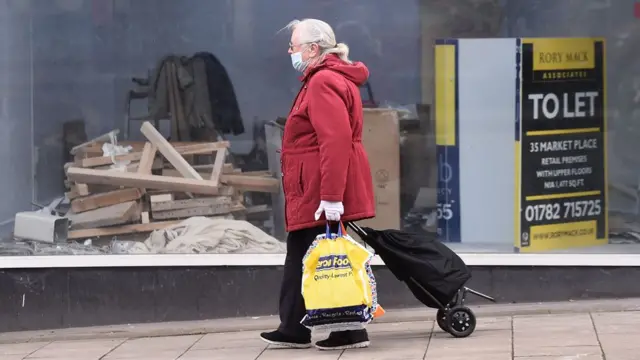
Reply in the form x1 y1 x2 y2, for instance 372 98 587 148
2 309 640 359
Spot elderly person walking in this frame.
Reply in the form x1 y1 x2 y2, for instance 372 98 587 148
259 18 376 350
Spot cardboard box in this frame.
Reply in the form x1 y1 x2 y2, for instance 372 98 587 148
360 109 401 230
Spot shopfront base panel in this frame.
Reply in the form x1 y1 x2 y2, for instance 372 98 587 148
1 266 639 333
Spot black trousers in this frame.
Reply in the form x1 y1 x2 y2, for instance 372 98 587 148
277 225 323 337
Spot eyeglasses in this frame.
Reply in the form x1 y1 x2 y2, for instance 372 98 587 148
289 41 312 51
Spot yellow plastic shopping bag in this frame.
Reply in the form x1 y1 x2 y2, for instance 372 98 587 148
300 223 379 331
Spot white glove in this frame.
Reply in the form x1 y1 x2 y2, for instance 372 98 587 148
314 201 344 221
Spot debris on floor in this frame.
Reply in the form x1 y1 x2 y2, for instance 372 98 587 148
7 121 282 255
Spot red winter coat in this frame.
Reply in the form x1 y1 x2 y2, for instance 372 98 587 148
281 54 376 232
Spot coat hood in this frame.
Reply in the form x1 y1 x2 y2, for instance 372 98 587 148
303 54 369 86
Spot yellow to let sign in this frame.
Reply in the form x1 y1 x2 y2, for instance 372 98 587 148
524 38 596 71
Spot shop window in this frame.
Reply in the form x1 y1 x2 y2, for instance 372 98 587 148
0 0 639 258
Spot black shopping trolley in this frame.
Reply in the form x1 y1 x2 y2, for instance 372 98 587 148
347 222 496 338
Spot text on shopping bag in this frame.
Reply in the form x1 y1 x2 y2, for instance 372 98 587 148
314 254 354 281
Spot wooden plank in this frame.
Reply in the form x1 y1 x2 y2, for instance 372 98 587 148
162 168 209 179
68 219 183 239
140 122 201 199
150 194 174 203
189 163 240 174
93 162 140 172
74 152 88 162
151 196 232 212
246 204 270 214
68 201 141 230
140 121 203 180
220 174 280 193
78 141 220 156
152 202 243 220
188 163 234 173
64 162 75 173
79 151 143 168
151 187 235 199
66 182 119 193
137 142 158 175
162 169 248 194
152 202 233 220
65 183 90 200
88 184 122 193
209 148 227 185
74 183 90 195
242 170 272 176
67 214 233 239
179 142 230 154
191 164 214 171
209 186 236 196
70 188 143 213
67 168 223 195
70 130 119 155
79 142 230 168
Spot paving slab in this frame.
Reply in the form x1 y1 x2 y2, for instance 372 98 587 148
516 356 603 360
515 345 603 358
427 330 512 358
102 335 201 360
3 308 640 360
597 333 640 352
190 331 265 350
179 347 266 360
591 311 640 334
0 342 50 357
600 352 640 360
259 348 342 360
26 339 124 360
3 298 640 345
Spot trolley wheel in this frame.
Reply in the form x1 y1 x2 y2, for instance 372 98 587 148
436 309 449 333
445 306 476 338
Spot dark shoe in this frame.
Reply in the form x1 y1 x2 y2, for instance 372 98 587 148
260 330 311 349
315 330 370 350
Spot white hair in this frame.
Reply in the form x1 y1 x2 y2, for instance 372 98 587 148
284 18 352 64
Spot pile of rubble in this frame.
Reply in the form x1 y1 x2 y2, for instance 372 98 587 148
61 121 279 240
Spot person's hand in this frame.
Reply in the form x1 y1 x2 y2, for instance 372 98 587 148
314 201 344 221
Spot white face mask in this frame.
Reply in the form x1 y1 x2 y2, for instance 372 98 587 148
290 52 308 72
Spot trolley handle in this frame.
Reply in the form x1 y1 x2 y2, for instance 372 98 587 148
347 222 368 237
